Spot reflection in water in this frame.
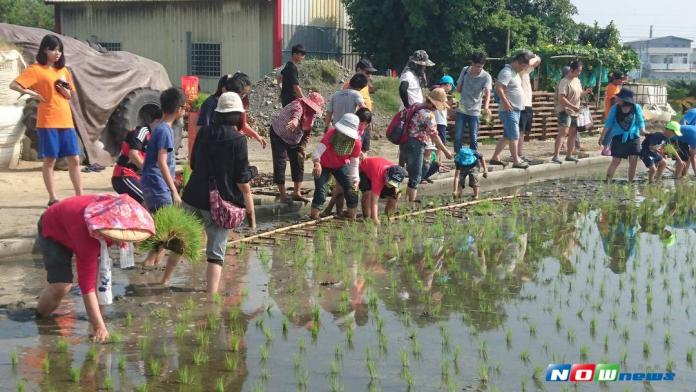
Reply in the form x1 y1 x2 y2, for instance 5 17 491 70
3 181 696 391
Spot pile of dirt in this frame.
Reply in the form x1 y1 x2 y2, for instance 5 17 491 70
247 60 390 138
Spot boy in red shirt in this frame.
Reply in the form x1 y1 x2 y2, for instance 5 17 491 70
310 113 362 219
358 157 407 224
36 195 153 342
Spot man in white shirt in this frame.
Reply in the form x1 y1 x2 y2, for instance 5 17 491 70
517 54 541 162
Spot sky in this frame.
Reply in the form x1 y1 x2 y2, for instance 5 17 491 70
572 0 696 43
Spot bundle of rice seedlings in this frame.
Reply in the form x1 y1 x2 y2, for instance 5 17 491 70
139 206 204 262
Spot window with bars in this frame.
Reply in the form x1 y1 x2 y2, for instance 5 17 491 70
191 42 221 77
99 42 121 52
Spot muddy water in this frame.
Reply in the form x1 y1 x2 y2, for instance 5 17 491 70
1 179 696 392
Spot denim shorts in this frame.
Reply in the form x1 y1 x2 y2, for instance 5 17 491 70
405 138 426 189
143 189 172 213
37 128 80 159
557 112 578 128
500 110 521 141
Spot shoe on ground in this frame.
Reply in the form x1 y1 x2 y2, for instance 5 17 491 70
565 156 579 162
551 156 562 164
512 162 529 169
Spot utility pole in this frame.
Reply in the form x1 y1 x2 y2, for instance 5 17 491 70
649 25 653 39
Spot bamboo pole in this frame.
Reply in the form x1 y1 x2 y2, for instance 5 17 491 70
388 195 518 221
228 216 335 247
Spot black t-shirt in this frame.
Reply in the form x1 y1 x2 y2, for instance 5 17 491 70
182 124 256 210
641 133 667 151
281 61 300 107
197 95 218 127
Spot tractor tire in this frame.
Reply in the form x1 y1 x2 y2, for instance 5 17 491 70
104 88 183 157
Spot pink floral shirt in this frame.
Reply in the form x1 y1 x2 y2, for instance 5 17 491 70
407 108 437 143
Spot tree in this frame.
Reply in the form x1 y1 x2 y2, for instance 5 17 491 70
0 0 54 31
576 21 620 49
509 0 578 44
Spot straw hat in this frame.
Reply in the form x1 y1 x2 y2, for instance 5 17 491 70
427 88 448 111
300 92 325 114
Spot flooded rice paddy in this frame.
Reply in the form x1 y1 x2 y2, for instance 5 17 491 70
1 179 696 391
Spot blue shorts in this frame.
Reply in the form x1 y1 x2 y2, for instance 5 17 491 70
38 128 80 159
143 189 172 213
500 110 521 141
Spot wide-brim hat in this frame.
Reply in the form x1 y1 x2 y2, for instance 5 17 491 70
427 88 449 111
83 194 155 242
615 88 635 105
300 92 325 114
334 113 360 140
409 50 435 67
357 59 378 73
215 92 245 113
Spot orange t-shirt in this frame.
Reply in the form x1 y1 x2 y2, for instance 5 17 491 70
15 63 75 128
604 83 621 119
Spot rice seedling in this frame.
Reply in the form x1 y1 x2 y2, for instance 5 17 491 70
667 357 675 372
311 321 320 340
118 355 127 371
70 367 80 382
208 314 221 331
528 322 537 337
478 339 487 360
135 383 149 392
175 322 187 340
193 349 208 365
580 345 589 361
400 349 410 368
441 358 450 381
643 341 651 357
16 380 25 392
665 331 672 348
259 344 270 362
138 336 150 353
215 377 225 392
687 348 694 364
229 334 241 352
109 331 123 344
103 376 114 390
228 307 240 322
10 351 17 367
532 366 543 381
604 336 609 352
139 206 204 262
346 327 354 346
296 367 310 389
378 332 388 353
555 315 562 331
478 362 488 383
225 354 238 372
567 328 576 343
42 356 50 374
334 344 343 361
55 337 70 353
178 366 194 384
506 329 512 347
590 318 597 337
86 345 97 361
282 317 289 336
142 319 152 334
520 350 530 364
125 312 133 327
196 329 210 347
366 359 377 380
298 337 306 352
147 358 160 377
213 292 223 305
621 349 628 364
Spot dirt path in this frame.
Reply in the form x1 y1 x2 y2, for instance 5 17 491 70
0 135 602 239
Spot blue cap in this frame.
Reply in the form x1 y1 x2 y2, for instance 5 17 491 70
439 75 455 87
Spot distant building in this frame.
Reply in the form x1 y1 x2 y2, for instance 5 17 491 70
624 36 696 80
47 0 280 92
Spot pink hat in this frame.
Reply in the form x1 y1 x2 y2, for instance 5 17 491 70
84 194 155 242
300 92 325 114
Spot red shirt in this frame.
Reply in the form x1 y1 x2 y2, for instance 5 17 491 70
319 128 362 169
359 157 394 196
41 195 110 295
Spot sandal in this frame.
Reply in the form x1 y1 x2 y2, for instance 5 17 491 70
47 199 60 207
488 159 508 167
512 162 529 169
291 194 310 204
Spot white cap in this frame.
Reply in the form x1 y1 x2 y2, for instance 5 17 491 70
334 113 360 140
215 92 245 113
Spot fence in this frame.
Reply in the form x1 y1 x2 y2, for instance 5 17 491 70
281 0 361 70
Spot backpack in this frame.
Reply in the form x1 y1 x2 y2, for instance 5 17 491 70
454 147 477 167
386 104 421 145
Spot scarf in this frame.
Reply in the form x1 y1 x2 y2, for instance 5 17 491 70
331 131 356 156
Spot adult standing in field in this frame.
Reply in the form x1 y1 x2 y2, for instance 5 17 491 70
279 44 307 107
453 52 493 152
197 74 231 130
551 60 593 164
598 89 645 183
489 51 534 169
399 50 436 165
10 34 82 206
270 92 325 203
183 92 257 294
517 53 542 162
325 73 368 129
403 88 453 202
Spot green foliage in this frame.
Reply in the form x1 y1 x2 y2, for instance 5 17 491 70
298 60 342 92
0 0 54 31
576 21 620 49
667 80 696 114
371 77 402 115
138 206 204 262
192 93 210 112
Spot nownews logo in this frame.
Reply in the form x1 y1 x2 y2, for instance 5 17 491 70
546 363 676 382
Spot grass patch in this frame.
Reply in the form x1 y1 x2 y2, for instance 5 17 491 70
372 77 401 116
298 60 342 91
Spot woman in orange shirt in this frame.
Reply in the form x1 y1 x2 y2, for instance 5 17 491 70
10 34 82 206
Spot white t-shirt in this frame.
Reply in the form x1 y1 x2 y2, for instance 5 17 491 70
520 70 533 108
434 109 448 126
399 70 423 110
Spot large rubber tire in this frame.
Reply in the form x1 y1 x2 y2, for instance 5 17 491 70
104 88 183 157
